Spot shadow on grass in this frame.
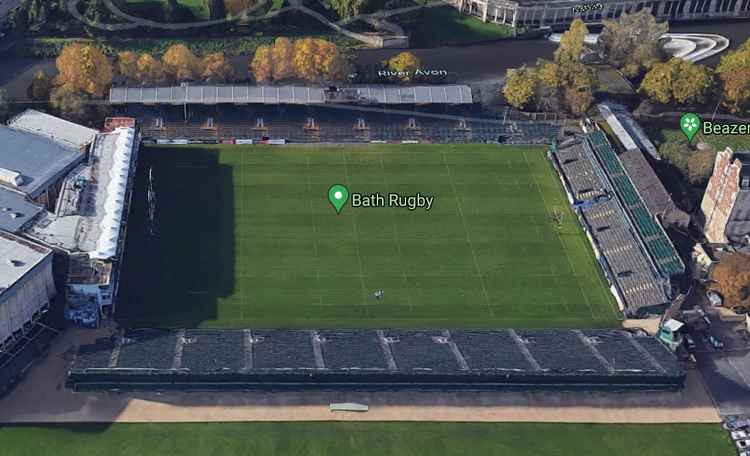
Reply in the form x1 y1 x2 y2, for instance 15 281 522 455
117 146 235 328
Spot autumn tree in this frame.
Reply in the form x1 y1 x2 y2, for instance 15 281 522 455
270 37 295 81
50 87 89 122
116 51 139 83
537 20 597 115
250 44 273 82
640 58 714 105
597 10 668 78
54 43 112 98
293 38 347 82
712 252 750 309
554 18 588 66
27 70 52 101
201 52 235 83
162 44 202 82
136 53 168 85
717 39 750 115
384 52 421 82
503 66 538 110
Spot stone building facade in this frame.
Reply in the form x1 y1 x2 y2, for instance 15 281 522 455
451 0 750 29
701 148 750 245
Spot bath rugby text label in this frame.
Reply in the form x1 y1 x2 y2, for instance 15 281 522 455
351 192 435 211
703 121 750 136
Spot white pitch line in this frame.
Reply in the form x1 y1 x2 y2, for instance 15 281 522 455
380 151 413 312
522 149 596 319
441 151 493 317
342 151 369 309
240 150 246 321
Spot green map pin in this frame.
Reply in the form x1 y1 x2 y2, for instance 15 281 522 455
328 184 349 215
680 112 702 142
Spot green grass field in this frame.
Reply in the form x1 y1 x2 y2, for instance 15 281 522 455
118 144 618 329
125 0 210 20
1 423 732 456
405 6 514 47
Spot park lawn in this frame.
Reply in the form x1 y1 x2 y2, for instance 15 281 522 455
1 422 732 456
404 6 514 47
125 0 210 20
118 144 618 329
659 128 750 152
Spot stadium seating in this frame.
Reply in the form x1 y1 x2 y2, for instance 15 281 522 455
553 137 670 317
67 328 684 391
584 131 684 278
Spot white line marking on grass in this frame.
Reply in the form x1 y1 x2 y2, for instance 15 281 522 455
441 151 493 317
522 149 595 319
380 151 413 312
342 151 369 310
240 149 246 321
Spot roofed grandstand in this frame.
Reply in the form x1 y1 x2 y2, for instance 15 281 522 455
121 105 560 145
550 135 674 317
109 85 474 106
586 131 685 278
67 328 684 391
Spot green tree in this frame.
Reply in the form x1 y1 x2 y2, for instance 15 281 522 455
503 66 538 110
597 10 668 78
327 0 366 18
27 70 52 101
687 149 716 185
0 90 9 121
50 87 89 123
640 58 714 105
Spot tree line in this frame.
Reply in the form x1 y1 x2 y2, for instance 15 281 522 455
504 10 750 117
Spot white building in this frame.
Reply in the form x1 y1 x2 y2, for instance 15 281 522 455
26 125 139 320
450 0 750 29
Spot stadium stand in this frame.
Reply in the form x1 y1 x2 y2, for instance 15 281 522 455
585 131 685 278
550 136 671 317
67 328 684 391
121 105 559 145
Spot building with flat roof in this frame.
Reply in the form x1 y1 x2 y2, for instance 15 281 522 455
701 148 750 245
0 126 85 201
8 110 97 150
0 187 44 234
0 231 55 349
451 0 750 29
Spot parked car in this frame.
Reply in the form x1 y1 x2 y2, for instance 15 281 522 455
732 430 749 440
708 335 724 349
736 439 750 450
684 334 696 350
